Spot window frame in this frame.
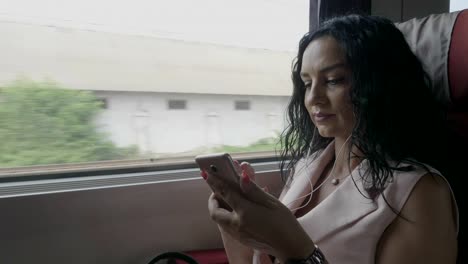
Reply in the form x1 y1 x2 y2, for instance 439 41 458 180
0 1 320 182
0 151 279 182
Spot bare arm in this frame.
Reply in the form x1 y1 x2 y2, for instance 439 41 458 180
376 173 458 263
218 226 254 264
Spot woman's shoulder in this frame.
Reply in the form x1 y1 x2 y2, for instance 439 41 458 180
388 160 453 207
379 160 442 192
379 160 458 231
375 170 458 263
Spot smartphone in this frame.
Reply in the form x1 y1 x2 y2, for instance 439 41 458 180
195 152 240 185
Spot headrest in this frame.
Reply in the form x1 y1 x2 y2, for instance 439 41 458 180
397 10 468 149
396 10 468 110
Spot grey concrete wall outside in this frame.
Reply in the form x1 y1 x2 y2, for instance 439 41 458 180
94 91 290 155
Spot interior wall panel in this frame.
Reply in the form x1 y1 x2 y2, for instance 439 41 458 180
371 0 450 22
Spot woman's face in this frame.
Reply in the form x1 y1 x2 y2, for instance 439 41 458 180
300 36 355 138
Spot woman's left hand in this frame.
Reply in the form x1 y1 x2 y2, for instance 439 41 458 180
204 163 315 261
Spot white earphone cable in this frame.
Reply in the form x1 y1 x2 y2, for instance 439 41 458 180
286 135 352 212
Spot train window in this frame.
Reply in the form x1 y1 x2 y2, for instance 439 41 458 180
451 0 468 12
0 0 309 177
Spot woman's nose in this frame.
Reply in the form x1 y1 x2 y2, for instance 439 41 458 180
306 82 326 106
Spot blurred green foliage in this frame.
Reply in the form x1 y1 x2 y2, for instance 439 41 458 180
0 79 137 167
211 136 281 153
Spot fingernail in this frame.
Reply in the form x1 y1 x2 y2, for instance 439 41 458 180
263 186 269 193
242 171 250 184
233 160 239 165
200 170 208 180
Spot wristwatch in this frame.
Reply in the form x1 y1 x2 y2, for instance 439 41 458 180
284 245 326 264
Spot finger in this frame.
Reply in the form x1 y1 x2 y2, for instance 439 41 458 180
208 192 220 208
200 170 208 180
240 162 256 181
208 193 238 226
212 192 233 211
206 171 243 209
209 192 232 213
240 178 277 209
232 160 242 175
240 170 252 192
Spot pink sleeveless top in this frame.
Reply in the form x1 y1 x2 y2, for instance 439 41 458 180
253 142 458 264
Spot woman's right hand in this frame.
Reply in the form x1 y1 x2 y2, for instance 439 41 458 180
205 159 315 261
217 200 254 263
216 160 256 264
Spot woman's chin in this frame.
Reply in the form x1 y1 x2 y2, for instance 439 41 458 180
317 128 336 138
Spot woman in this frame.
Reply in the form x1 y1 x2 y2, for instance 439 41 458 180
202 15 459 263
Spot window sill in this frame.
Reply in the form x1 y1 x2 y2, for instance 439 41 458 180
0 151 280 182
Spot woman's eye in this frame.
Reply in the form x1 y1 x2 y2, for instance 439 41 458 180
326 78 344 86
303 82 312 89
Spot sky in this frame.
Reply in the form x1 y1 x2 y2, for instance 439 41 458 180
0 0 465 51
0 0 310 51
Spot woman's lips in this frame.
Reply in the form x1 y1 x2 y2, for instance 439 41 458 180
313 113 335 122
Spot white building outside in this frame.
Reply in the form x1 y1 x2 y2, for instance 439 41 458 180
0 20 296 156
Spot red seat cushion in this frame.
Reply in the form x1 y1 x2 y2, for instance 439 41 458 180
448 9 468 147
448 9 468 108
448 9 468 107
176 249 229 264
447 11 468 264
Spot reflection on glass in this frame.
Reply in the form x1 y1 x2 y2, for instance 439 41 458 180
0 0 309 168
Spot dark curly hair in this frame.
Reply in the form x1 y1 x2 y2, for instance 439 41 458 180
280 14 448 196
